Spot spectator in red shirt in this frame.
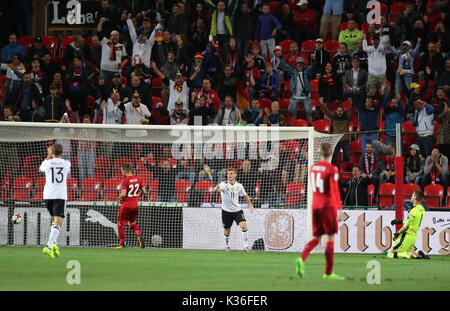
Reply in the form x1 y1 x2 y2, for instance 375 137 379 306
423 1 443 33
244 57 261 103
191 78 220 113
292 0 317 44
285 41 304 68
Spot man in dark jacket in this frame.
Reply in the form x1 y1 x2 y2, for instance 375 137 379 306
143 158 182 202
341 166 370 206
320 97 354 164
234 2 251 57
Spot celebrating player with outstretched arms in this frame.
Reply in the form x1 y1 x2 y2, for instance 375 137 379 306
296 143 345 280
214 168 254 252
40 144 71 258
116 163 147 248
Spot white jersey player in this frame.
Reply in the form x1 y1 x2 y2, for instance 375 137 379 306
214 168 253 252
39 144 71 258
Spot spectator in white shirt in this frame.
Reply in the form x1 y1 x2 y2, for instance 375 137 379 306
98 88 123 125
97 17 128 86
126 16 162 68
363 32 389 97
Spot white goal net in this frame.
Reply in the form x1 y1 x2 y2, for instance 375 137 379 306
0 122 342 251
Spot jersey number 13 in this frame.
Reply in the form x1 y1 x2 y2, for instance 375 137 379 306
50 167 64 183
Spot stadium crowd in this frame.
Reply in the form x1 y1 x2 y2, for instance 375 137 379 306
0 0 449 207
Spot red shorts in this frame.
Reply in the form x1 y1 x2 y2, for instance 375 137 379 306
312 208 337 237
118 205 139 224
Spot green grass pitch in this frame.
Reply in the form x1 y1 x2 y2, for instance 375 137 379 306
1 246 449 291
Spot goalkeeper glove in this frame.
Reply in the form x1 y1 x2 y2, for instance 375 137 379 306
393 232 400 240
391 219 403 225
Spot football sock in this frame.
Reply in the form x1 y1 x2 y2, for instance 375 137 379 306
224 234 230 248
241 230 248 248
130 223 141 237
47 224 60 249
118 224 125 245
301 238 319 261
325 241 334 275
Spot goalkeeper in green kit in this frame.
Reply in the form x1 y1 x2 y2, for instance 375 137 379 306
387 189 430 259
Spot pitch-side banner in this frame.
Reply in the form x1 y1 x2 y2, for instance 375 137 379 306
182 208 450 255
0 204 183 248
182 208 308 252
335 210 450 255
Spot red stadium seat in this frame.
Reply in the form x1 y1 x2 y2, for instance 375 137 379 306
424 184 444 208
279 39 296 53
403 183 421 200
29 177 46 201
282 140 300 153
290 119 308 127
67 177 78 201
312 119 331 133
380 2 388 15
361 22 370 33
340 161 354 173
349 141 362 164
419 80 435 103
60 36 75 57
278 98 290 110
94 156 111 182
269 1 280 13
78 178 101 201
6 177 33 201
301 40 316 54
195 180 215 203
324 40 339 58
175 179 192 203
43 36 58 58
390 3 405 21
285 182 306 206
83 36 94 48
402 121 417 153
103 178 122 201
18 36 34 54
152 96 162 108
258 98 272 110
379 183 395 208
22 155 42 180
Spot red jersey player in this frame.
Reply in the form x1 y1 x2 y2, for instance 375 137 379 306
296 143 345 280
116 163 147 248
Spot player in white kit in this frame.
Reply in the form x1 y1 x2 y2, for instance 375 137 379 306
214 168 254 252
39 144 71 258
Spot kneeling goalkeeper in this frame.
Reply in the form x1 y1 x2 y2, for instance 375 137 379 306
388 189 429 259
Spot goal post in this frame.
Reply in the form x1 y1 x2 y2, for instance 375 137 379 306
0 122 342 251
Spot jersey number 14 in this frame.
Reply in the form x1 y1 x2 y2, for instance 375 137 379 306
310 172 324 193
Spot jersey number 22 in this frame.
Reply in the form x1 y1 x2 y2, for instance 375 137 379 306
127 184 140 197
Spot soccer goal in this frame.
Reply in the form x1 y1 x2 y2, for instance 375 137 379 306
0 122 342 251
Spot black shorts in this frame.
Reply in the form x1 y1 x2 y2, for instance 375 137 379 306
222 210 246 229
45 199 66 218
